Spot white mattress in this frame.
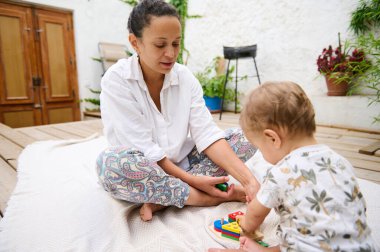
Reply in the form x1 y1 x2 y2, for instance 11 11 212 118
0 136 378 251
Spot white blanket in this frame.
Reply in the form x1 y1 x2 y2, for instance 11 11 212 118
0 136 379 251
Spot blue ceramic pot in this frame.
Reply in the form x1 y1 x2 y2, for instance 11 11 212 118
203 96 221 113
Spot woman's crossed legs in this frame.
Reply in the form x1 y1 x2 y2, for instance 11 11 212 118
96 128 256 220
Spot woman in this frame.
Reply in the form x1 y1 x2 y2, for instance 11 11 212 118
97 0 259 221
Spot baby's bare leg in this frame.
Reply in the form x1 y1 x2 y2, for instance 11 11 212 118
240 236 280 252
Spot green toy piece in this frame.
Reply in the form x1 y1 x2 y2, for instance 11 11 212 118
215 182 228 192
257 240 269 247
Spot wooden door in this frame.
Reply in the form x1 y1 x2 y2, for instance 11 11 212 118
0 2 80 128
0 3 40 127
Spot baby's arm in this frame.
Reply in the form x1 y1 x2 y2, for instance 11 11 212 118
237 198 271 233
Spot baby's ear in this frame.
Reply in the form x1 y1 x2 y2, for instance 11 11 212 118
263 129 282 149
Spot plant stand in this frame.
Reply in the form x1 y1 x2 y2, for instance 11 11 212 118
220 45 261 120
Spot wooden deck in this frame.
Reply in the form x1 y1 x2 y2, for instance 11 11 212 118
1 112 380 218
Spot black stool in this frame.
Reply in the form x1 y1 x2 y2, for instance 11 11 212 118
219 44 261 120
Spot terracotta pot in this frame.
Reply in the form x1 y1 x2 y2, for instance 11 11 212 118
324 74 350 96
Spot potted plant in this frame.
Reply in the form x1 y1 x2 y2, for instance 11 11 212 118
196 57 237 113
316 34 370 96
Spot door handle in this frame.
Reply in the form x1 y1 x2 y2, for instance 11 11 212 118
32 77 42 87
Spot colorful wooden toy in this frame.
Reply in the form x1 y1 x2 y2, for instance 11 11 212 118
221 222 241 241
228 211 244 222
215 182 228 192
213 218 228 232
210 211 268 247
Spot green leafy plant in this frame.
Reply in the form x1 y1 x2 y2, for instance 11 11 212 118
195 57 241 103
81 88 101 111
350 0 380 35
119 0 138 6
168 0 201 64
349 0 380 123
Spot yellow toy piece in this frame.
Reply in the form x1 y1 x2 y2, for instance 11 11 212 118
222 222 241 234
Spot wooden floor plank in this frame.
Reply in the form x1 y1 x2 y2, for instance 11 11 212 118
36 126 83 139
0 135 23 162
320 141 361 153
0 123 36 148
8 160 17 170
359 141 380 155
316 136 369 150
337 135 378 147
334 149 380 163
68 121 103 135
83 121 103 132
375 149 380 157
315 132 341 139
16 127 60 141
317 125 380 140
0 158 17 215
348 157 380 173
53 123 95 138
353 168 380 184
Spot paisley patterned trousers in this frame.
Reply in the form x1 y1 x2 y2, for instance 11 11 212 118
96 127 256 208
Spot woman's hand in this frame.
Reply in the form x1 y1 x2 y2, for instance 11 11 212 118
189 175 235 198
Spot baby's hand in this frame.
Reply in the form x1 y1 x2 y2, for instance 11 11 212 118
236 215 247 231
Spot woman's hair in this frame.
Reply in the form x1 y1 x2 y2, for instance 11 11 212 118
127 0 180 38
240 81 316 138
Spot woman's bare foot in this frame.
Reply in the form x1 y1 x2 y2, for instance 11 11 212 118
230 184 247 203
139 203 167 221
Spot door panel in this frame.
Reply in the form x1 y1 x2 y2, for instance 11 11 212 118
3 109 35 128
36 10 73 102
35 9 80 124
48 107 73 124
0 3 35 105
45 22 69 97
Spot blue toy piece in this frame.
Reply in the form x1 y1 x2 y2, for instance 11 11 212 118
213 219 228 232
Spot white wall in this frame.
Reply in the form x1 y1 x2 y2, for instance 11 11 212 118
186 0 379 132
21 0 380 131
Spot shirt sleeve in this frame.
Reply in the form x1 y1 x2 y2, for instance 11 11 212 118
100 68 166 162
256 169 282 209
186 70 225 153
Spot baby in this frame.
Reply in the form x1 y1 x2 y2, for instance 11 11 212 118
211 81 378 252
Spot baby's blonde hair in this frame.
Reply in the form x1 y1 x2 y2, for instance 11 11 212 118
240 81 316 138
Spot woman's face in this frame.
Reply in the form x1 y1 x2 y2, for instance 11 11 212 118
134 15 181 76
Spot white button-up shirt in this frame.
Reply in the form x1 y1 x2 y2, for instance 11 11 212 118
100 54 225 170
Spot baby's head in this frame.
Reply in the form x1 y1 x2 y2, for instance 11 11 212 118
240 81 316 164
